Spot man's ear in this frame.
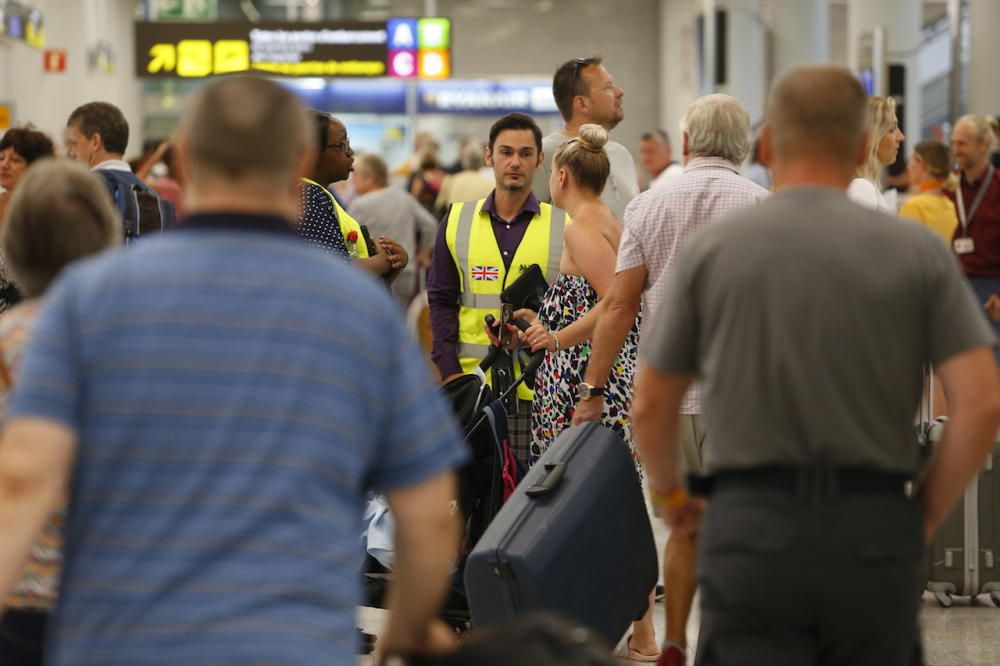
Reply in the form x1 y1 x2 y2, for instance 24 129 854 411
90 132 104 154
536 150 544 168
759 124 773 168
484 146 494 168
294 147 318 183
173 134 191 184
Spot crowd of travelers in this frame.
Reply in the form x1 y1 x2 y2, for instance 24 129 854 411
0 57 999 666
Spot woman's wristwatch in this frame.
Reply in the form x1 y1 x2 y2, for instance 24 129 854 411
578 382 605 400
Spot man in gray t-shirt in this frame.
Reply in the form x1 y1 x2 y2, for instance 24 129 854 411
532 56 639 222
633 66 1000 666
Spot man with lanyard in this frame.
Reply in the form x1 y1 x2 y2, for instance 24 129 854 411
428 112 566 466
299 111 407 279
950 114 1000 359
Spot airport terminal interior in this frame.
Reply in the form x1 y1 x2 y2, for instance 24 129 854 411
1 1 1000 665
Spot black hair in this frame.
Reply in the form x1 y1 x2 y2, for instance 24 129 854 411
488 112 542 154
0 126 55 164
552 56 603 122
309 109 333 153
66 102 129 155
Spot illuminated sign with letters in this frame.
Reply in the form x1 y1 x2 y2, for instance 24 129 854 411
135 19 451 79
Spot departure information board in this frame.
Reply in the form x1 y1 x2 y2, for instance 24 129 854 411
135 19 451 79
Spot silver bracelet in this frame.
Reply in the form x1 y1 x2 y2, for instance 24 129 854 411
552 331 561 353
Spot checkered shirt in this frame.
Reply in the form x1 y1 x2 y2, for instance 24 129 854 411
618 156 771 414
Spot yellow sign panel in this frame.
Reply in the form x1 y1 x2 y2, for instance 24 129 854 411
251 60 385 77
177 40 212 78
213 40 249 75
0 104 12 131
148 44 177 74
144 39 384 78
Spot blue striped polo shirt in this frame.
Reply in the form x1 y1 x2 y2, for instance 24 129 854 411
7 213 468 666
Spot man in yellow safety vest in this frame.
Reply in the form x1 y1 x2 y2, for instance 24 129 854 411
428 113 567 465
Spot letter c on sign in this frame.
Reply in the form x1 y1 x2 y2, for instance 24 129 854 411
392 51 415 78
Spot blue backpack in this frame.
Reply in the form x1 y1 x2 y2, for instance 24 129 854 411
96 170 176 244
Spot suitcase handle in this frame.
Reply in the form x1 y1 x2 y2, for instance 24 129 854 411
525 462 566 498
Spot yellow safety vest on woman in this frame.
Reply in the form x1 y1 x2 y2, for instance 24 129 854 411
302 178 370 258
444 198 566 400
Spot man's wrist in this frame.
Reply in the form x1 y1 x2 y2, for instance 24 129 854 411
649 485 688 511
434 353 463 380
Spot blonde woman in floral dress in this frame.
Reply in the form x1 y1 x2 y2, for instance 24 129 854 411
523 125 652 660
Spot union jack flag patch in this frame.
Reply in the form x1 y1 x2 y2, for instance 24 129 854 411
471 265 499 281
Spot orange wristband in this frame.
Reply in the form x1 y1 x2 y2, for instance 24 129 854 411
650 487 688 510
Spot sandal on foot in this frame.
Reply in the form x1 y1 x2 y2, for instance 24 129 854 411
614 634 661 662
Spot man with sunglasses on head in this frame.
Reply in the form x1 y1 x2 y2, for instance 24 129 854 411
299 111 407 279
532 56 639 222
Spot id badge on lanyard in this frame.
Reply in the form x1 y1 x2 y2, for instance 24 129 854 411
955 166 995 255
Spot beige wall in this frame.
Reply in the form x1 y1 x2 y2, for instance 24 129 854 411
0 0 142 158
440 0 661 163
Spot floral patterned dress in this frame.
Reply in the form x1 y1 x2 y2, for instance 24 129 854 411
0 301 64 612
529 274 642 475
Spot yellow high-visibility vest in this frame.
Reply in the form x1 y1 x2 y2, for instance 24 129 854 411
302 178 370 258
444 198 566 400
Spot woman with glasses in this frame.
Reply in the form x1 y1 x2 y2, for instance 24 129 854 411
299 111 407 280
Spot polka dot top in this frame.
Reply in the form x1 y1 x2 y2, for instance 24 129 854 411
298 181 350 259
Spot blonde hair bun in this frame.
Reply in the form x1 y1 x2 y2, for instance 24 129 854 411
577 124 609 152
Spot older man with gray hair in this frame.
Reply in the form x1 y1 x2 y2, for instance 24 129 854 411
573 93 769 666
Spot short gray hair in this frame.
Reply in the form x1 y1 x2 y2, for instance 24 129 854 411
956 114 1000 146
460 143 484 171
766 66 866 167
355 152 389 187
181 76 310 187
680 94 752 164
2 159 120 298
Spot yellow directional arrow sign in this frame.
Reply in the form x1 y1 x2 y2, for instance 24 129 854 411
148 43 176 74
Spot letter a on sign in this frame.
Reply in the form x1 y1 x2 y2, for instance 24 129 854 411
393 23 415 48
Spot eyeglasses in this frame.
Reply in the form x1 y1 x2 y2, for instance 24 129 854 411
325 139 351 153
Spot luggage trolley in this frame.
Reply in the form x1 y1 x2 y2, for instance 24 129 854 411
363 315 546 630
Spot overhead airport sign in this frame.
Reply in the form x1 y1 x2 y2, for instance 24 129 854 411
418 80 557 115
281 79 559 116
135 19 451 79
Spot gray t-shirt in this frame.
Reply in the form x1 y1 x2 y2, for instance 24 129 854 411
349 186 438 276
643 186 996 475
533 130 639 222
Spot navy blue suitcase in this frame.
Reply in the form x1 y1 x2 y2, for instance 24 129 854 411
463 422 658 647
